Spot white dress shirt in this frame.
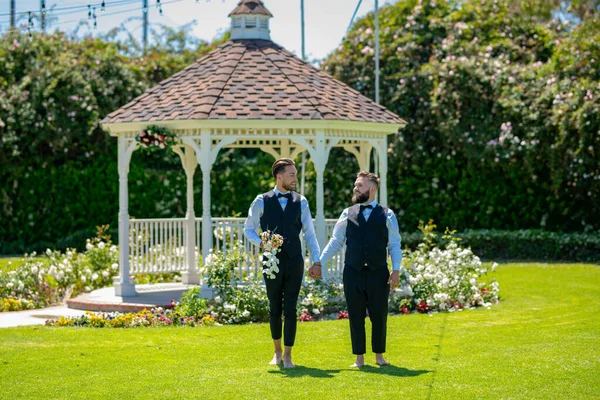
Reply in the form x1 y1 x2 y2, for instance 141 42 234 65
319 200 403 271
244 187 321 263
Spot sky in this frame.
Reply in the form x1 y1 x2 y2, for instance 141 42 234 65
0 0 394 61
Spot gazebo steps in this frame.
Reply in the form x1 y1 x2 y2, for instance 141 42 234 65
66 283 210 313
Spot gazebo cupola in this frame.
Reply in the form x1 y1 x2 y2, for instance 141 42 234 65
229 0 273 40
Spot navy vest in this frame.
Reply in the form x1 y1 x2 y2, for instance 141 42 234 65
260 191 303 258
344 204 389 271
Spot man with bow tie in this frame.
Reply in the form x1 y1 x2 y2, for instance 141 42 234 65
310 171 402 368
244 158 322 369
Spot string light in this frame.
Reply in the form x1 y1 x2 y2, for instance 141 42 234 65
1 0 228 33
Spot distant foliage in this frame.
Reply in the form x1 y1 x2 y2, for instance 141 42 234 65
321 0 599 233
0 29 273 253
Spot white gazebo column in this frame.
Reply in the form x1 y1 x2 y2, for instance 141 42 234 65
343 142 373 172
293 132 339 279
174 145 200 285
373 137 388 206
199 131 214 272
114 136 137 297
183 133 237 278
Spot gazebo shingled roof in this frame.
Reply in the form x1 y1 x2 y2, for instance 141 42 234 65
101 40 405 125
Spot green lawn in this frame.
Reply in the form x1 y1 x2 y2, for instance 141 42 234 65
0 257 24 272
0 263 598 400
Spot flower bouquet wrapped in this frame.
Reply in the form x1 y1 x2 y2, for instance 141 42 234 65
260 230 284 279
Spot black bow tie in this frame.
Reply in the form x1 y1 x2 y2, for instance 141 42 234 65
277 192 291 199
359 204 373 212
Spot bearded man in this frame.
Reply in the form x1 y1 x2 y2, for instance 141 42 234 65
310 171 402 368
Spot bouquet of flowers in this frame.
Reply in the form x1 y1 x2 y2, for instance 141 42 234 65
260 230 284 279
136 125 177 152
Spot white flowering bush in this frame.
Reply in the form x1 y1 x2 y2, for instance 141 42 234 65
298 280 346 321
0 226 120 312
393 220 499 314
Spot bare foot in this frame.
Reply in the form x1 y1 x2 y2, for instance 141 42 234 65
375 354 390 366
351 355 365 368
269 352 282 365
283 357 296 369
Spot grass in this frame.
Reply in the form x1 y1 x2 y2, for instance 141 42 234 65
0 257 24 272
0 262 598 400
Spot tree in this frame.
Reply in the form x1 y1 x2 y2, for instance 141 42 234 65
321 0 599 232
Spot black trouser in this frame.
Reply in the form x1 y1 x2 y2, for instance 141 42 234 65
264 252 304 347
343 265 390 355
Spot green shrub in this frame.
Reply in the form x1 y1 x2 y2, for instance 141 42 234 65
175 286 208 317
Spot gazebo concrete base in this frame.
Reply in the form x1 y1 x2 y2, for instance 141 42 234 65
67 283 200 313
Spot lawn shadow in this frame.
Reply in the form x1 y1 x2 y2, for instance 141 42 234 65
268 364 430 379
268 365 341 378
347 364 431 377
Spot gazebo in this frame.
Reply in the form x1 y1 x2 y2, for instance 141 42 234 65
100 0 406 296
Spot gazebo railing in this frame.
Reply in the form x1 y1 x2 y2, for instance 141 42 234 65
129 217 345 282
129 218 188 274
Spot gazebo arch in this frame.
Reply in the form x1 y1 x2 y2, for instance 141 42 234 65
101 0 406 297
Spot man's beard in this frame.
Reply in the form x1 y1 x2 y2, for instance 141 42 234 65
352 190 370 204
282 181 296 192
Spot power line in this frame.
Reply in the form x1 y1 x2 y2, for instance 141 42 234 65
0 0 193 30
347 0 364 34
0 0 140 18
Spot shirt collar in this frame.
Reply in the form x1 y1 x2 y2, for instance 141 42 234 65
360 199 378 208
273 187 291 196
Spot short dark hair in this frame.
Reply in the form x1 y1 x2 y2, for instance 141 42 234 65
272 158 295 178
357 171 380 188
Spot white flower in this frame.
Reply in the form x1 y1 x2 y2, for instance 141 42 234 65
46 248 52 256
97 242 106 249
110 245 117 253
81 276 87 283
92 273 99 280
242 310 250 317
204 253 219 267
86 243 93 250
111 263 119 270
6 282 13 289
214 296 222 304
312 308 320 315
102 271 109 278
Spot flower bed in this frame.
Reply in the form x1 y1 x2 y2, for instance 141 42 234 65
0 226 180 312
46 224 500 328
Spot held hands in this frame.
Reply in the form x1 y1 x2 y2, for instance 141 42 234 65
388 270 400 289
308 263 322 280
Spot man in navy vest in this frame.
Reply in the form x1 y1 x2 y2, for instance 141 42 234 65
244 158 322 369
311 171 402 368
